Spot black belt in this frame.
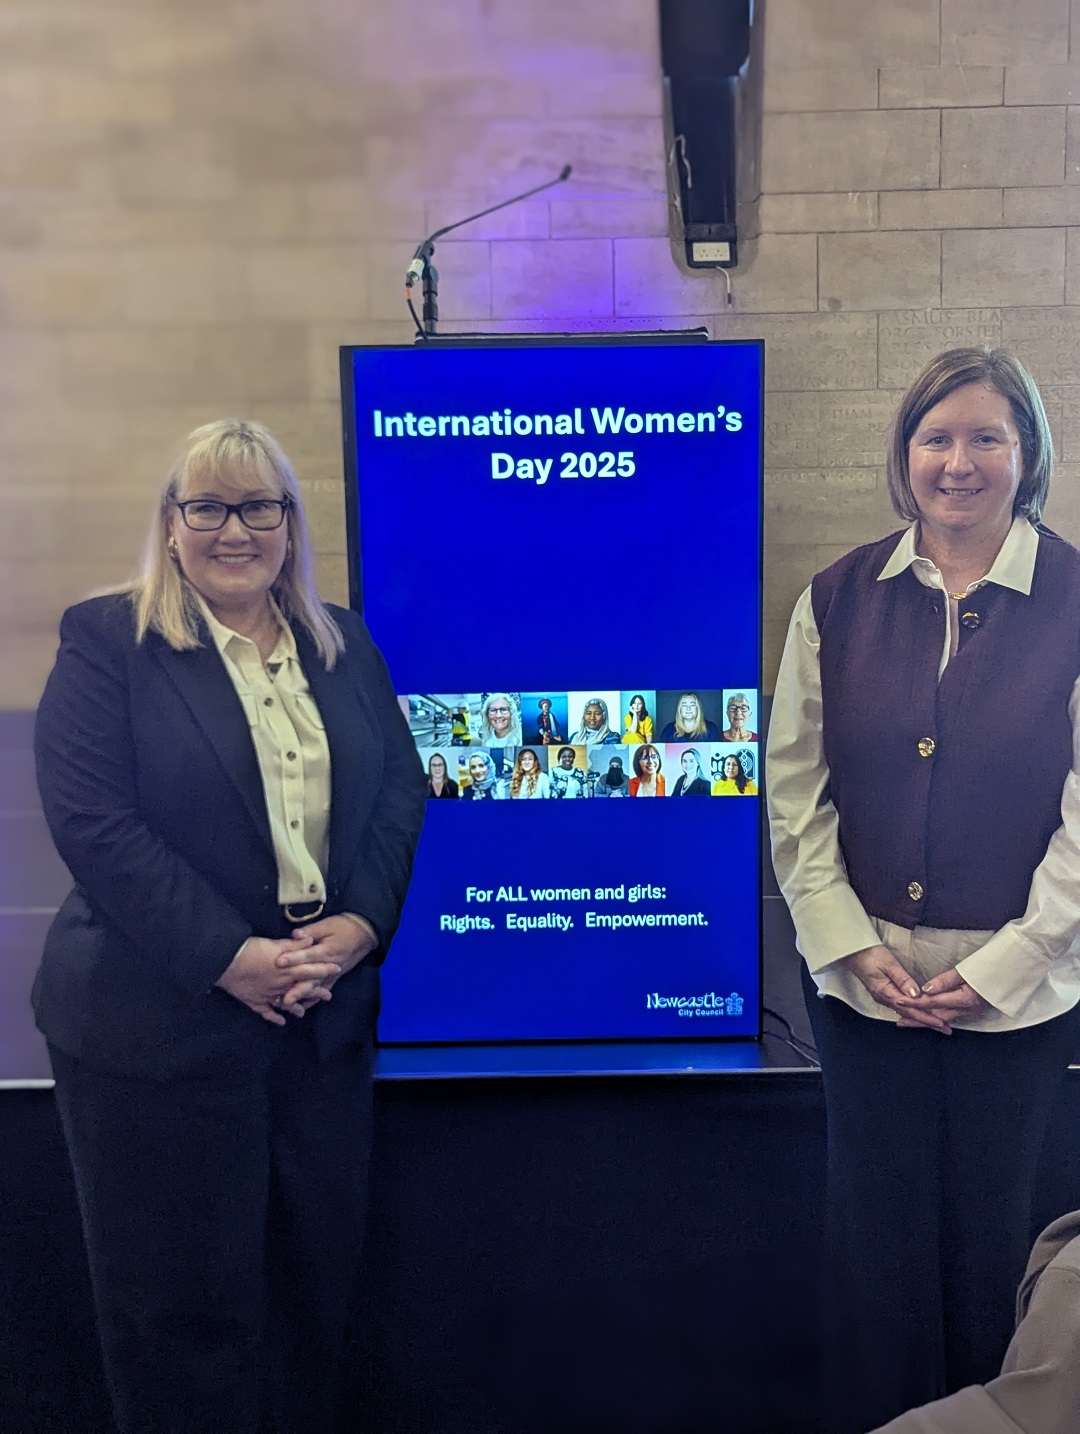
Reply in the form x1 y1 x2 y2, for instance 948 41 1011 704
282 899 325 925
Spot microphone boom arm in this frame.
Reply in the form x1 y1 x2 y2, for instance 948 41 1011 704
405 165 572 338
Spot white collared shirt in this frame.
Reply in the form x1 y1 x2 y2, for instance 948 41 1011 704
767 516 1080 1030
196 596 331 907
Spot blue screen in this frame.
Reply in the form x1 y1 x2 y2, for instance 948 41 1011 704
344 338 763 1042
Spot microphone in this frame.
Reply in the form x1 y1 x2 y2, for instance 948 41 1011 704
405 165 573 335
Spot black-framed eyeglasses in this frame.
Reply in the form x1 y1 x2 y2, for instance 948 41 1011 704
174 498 291 532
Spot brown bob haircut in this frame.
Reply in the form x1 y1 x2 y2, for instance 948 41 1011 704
885 346 1054 524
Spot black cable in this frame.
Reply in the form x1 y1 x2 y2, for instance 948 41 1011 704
763 1004 819 1065
776 1032 820 1066
765 1030 820 1066
407 296 428 341
777 1023 819 1062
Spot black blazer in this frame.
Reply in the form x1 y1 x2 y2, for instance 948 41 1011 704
33 595 426 1079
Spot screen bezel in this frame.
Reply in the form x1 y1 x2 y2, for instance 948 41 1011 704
339 333 765 1046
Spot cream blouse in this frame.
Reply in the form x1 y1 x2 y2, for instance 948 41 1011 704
198 596 331 906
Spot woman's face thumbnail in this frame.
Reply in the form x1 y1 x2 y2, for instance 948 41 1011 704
520 750 537 772
724 755 740 780
681 751 697 777
487 699 512 736
679 696 699 724
641 747 660 775
429 755 447 779
558 748 575 769
583 702 604 729
469 756 488 782
630 696 643 715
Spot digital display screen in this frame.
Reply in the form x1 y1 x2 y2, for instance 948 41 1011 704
342 336 763 1043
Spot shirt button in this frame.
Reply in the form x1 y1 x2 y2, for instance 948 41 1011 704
290 818 300 830
917 738 935 758
907 881 924 902
961 611 980 630
286 751 297 761
264 697 274 707
308 884 318 894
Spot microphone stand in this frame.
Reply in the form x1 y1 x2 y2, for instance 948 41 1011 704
405 166 572 339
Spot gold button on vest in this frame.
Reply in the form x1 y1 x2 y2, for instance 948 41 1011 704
907 880 924 901
961 610 980 630
917 737 935 757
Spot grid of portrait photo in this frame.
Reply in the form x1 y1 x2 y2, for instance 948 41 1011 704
406 690 760 800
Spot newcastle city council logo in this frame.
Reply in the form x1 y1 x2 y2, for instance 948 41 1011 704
646 991 744 1017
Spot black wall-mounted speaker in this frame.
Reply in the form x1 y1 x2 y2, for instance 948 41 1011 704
660 0 762 270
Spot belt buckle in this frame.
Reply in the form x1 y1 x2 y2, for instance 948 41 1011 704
283 900 325 925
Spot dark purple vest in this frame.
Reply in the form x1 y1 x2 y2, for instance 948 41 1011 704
811 528 1080 930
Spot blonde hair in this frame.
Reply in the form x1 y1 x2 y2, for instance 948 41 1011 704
673 692 707 737
125 419 344 668
509 747 541 798
885 347 1054 524
479 692 522 745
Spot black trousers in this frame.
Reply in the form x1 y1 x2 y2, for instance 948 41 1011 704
802 964 1080 1434
49 1019 374 1434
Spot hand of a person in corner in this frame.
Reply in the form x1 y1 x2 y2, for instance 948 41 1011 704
840 944 954 1035
215 935 342 1026
276 916 378 1012
911 967 991 1026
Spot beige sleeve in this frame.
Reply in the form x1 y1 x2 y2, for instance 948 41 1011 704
766 586 879 971
868 1385 1023 1433
957 675 1080 1018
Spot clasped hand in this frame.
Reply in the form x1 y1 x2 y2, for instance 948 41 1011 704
840 944 990 1035
215 916 378 1027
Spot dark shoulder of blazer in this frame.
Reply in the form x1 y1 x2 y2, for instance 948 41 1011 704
33 594 425 1078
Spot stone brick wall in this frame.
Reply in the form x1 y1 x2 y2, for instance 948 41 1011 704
756 0 1080 677
2 0 1078 703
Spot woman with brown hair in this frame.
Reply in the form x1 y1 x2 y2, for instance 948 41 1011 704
768 349 1080 1432
630 744 665 796
426 752 458 799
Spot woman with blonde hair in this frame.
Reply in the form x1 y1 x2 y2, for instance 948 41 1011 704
659 692 720 742
479 692 522 746
672 747 711 796
33 418 426 1434
509 747 549 799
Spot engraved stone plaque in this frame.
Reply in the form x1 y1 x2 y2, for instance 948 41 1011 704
1003 309 1080 386
879 309 1002 388
712 312 877 391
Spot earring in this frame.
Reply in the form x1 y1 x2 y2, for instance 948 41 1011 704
167 537 179 560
